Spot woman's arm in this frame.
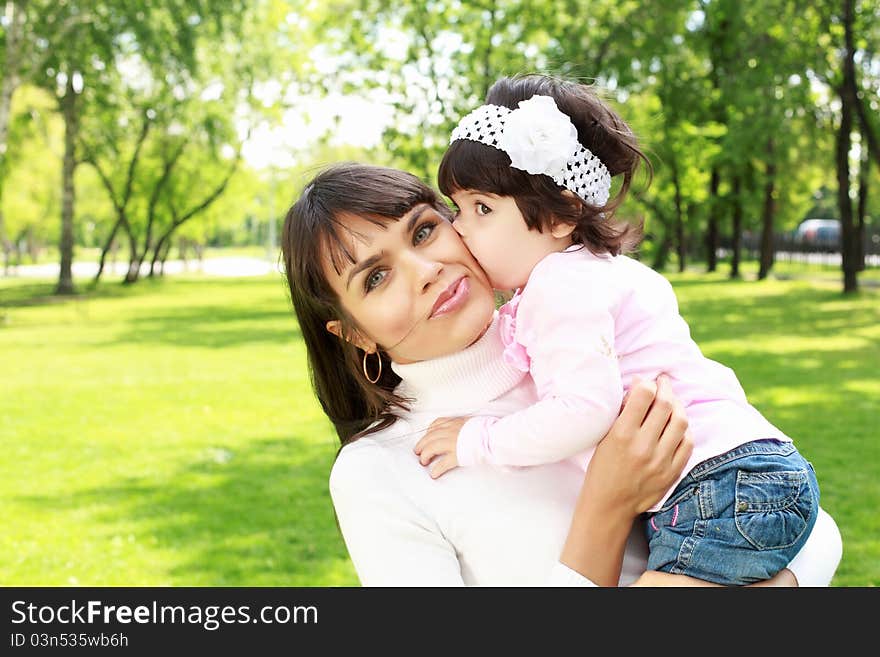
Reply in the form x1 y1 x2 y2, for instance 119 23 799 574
558 375 693 586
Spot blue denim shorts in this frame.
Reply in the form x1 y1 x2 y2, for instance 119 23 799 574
644 439 820 586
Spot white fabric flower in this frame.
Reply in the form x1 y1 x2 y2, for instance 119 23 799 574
497 95 580 182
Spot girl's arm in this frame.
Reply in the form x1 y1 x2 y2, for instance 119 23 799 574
455 258 624 468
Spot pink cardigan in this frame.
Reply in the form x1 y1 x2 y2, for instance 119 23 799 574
456 245 790 510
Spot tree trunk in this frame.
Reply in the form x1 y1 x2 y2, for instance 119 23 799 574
758 139 777 280
730 175 742 279
12 232 22 267
674 174 686 273
25 225 37 261
55 76 78 295
838 0 859 293
704 3 730 274
122 219 141 284
705 167 720 272
651 233 673 271
853 88 880 170
856 130 869 272
124 254 142 284
159 238 174 276
150 230 173 277
0 214 10 274
94 217 124 284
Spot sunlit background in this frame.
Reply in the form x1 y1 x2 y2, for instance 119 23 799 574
1 0 877 587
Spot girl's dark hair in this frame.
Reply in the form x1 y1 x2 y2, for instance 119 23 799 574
281 162 451 446
438 74 652 255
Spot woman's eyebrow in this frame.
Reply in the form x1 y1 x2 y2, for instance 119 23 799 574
346 254 382 291
405 204 431 233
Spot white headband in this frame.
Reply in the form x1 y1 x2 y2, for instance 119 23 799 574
449 94 611 207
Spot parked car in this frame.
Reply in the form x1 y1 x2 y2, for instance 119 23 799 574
794 218 841 251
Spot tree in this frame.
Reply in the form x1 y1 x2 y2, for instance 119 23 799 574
79 1 288 285
7 1 248 294
797 0 879 292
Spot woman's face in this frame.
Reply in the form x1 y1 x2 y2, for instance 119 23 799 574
323 203 496 364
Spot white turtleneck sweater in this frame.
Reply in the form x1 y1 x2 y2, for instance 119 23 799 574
328 313 842 586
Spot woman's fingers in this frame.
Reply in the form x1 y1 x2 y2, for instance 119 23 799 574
617 378 657 434
639 375 675 441
669 429 694 476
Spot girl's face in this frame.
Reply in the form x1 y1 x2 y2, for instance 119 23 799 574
449 190 573 291
323 203 496 364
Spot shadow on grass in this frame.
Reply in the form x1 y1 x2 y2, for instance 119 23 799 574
108 305 301 348
0 280 136 308
0 275 290 308
15 434 350 586
1 275 303 347
675 285 878 343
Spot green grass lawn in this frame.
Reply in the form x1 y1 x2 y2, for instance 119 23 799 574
1 270 877 586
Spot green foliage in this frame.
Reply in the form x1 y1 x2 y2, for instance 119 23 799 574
4 0 878 276
1 87 61 252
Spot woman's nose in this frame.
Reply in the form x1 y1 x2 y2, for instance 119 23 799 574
405 252 443 291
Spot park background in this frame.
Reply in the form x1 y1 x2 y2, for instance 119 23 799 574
0 0 877 586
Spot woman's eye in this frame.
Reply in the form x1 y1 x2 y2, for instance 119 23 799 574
413 222 436 244
476 202 491 216
365 269 386 292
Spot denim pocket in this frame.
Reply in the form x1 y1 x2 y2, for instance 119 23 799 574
734 469 813 550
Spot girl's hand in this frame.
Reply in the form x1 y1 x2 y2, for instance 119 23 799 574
414 417 469 479
584 374 693 518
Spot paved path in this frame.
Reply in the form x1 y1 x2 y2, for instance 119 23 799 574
2 257 280 279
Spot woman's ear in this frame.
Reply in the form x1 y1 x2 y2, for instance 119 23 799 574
326 319 376 353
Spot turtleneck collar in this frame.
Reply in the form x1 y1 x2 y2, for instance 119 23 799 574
390 311 527 414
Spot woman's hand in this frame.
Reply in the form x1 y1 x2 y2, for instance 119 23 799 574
630 568 798 587
582 374 693 518
559 374 693 586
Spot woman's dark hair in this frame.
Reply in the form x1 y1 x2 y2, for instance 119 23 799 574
281 163 451 446
438 74 652 255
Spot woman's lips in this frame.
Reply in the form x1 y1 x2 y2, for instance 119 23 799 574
430 276 469 318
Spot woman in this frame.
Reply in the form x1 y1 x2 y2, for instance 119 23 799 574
282 163 842 586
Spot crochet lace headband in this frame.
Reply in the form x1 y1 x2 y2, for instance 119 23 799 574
449 94 611 207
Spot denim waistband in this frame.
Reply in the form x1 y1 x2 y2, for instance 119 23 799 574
685 438 796 480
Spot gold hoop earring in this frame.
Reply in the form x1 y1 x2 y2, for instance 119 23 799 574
362 350 382 384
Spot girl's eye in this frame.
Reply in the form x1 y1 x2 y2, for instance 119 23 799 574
413 221 436 244
364 269 387 292
476 202 491 216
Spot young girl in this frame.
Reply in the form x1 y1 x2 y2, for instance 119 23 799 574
415 74 822 586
